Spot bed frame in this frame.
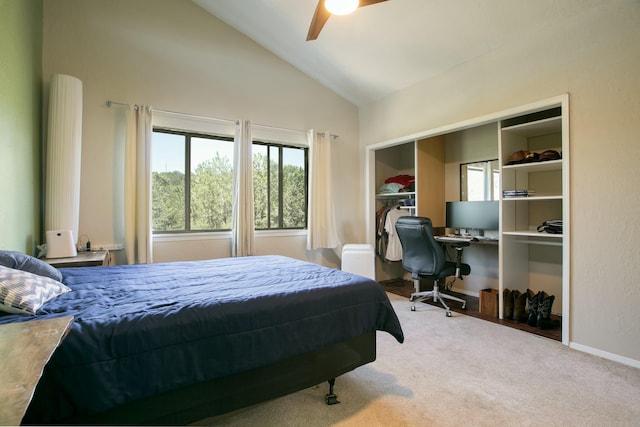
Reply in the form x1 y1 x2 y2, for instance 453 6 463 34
60 331 376 425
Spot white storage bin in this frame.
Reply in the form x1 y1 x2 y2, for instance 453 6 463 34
341 244 375 280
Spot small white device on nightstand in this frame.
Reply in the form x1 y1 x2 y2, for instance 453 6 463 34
46 230 77 258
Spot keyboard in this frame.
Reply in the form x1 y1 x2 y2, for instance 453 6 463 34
436 235 477 243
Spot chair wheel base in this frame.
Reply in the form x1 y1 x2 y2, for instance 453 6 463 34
446 311 452 317
410 305 416 311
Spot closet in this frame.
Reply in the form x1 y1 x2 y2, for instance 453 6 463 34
368 95 570 344
374 143 415 276
372 135 446 286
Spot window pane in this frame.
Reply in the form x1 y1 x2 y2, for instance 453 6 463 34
152 132 185 231
467 167 485 201
190 137 234 231
252 144 268 229
282 147 306 228
269 146 280 228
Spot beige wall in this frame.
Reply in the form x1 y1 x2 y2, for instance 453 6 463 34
0 0 42 254
41 0 640 365
42 0 360 268
360 2 640 365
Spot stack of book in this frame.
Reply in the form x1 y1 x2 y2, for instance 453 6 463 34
503 189 536 198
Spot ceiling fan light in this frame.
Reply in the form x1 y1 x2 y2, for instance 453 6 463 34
324 0 359 16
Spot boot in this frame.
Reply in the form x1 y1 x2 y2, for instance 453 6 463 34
526 289 540 327
513 290 527 322
503 289 514 320
536 292 560 329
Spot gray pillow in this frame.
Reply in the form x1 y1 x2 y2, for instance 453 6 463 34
0 250 63 282
0 266 71 315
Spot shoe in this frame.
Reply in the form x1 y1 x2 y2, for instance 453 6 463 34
503 289 514 320
526 289 540 327
513 290 527 322
536 292 559 329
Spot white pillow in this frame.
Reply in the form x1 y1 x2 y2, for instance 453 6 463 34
0 265 71 315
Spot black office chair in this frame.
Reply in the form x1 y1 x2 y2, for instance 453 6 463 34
395 216 470 316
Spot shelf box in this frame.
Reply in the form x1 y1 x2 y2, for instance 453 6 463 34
479 288 499 317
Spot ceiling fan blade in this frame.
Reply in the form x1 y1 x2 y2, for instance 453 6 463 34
306 0 331 41
359 0 389 7
306 0 390 41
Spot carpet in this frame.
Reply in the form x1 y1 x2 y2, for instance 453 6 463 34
193 293 640 426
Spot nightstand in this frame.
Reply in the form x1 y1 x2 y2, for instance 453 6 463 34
44 250 111 268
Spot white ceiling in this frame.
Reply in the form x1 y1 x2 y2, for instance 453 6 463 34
193 0 605 107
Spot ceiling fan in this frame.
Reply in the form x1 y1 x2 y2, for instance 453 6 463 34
306 0 389 41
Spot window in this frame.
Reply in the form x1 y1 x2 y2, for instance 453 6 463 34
152 128 234 232
152 128 308 233
253 141 308 230
460 159 500 201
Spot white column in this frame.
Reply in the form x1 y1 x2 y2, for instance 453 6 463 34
45 74 83 246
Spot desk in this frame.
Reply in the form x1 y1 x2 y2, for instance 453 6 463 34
0 316 73 425
435 235 499 245
430 236 499 296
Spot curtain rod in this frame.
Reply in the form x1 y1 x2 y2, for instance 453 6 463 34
106 100 133 109
317 132 340 140
251 123 339 140
106 100 337 139
252 122 307 134
106 100 238 125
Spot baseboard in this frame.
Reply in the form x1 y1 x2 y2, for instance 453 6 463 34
570 342 640 369
449 286 480 298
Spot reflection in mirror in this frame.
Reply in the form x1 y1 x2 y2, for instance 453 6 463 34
460 159 499 201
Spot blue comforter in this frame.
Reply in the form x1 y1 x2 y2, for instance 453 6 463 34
0 255 403 422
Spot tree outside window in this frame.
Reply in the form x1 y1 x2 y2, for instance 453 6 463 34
152 129 307 233
252 141 307 230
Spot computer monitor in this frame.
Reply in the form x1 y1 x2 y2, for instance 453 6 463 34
446 201 499 231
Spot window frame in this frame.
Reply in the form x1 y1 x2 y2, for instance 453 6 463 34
252 139 309 231
151 127 235 234
151 128 309 234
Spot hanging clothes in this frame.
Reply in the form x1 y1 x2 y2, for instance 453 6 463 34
384 207 411 262
376 205 392 260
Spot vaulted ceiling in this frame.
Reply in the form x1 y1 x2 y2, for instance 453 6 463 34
193 0 606 106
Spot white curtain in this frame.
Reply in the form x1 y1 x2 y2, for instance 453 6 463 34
124 105 153 264
306 130 339 250
231 120 255 257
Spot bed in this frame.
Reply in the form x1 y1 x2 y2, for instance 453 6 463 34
0 253 404 425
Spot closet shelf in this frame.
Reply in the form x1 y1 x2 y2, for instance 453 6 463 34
503 230 563 238
502 159 562 173
376 192 415 199
502 195 563 201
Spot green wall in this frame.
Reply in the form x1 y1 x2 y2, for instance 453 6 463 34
0 0 43 254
